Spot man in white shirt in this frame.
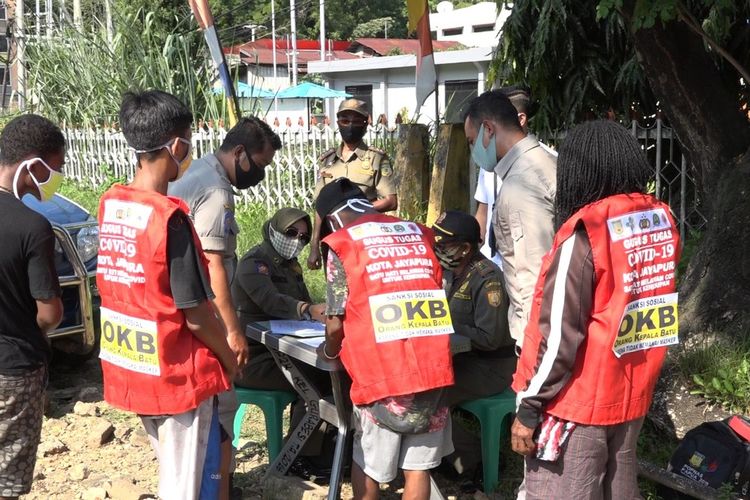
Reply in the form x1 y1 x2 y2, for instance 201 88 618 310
474 87 557 267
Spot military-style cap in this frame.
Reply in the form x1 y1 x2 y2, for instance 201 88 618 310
269 207 311 233
431 210 481 244
337 99 369 118
315 177 367 219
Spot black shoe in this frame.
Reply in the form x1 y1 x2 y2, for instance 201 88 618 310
288 457 332 484
459 468 484 494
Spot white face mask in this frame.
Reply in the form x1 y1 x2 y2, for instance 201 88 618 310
12 157 65 201
327 198 374 231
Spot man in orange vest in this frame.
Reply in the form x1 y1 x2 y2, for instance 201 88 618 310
511 120 681 498
97 90 238 500
317 178 454 500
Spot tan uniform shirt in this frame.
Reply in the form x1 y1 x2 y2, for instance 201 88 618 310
313 142 396 201
492 135 557 347
168 154 240 278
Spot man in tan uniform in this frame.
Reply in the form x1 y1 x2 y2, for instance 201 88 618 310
307 99 398 269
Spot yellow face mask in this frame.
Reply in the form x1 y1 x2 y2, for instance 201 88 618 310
13 157 65 201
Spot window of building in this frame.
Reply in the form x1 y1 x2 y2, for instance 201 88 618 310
444 79 478 124
473 24 495 33
0 4 6 21
442 27 463 37
0 35 8 53
344 85 373 118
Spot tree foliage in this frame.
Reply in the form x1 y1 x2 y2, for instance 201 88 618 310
493 0 750 139
491 0 656 138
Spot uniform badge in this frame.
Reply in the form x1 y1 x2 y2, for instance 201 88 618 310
255 262 270 275
380 164 393 177
223 209 236 236
487 289 502 307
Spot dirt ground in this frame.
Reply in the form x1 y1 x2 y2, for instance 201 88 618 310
29 355 522 500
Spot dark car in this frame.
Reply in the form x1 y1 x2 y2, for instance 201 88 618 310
23 193 98 355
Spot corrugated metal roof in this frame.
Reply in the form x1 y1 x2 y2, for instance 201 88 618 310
351 38 462 56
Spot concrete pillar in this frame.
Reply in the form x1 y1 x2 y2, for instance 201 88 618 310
426 123 470 225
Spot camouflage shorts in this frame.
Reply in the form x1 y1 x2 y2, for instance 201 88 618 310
0 366 46 496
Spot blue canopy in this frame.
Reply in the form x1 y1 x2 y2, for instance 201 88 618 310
213 81 275 99
276 82 351 99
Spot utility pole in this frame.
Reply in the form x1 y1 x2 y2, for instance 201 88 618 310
73 0 82 29
384 18 388 39
45 0 53 36
271 0 278 113
35 0 40 38
104 0 113 44
15 0 25 109
319 0 325 61
289 0 297 85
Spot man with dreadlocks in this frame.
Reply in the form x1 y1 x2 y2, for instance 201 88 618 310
510 120 681 498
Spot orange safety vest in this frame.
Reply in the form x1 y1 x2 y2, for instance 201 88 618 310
323 213 454 405
513 193 681 425
96 184 230 415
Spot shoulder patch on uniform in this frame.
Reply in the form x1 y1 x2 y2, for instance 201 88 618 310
254 261 270 275
475 259 497 278
319 148 336 162
486 289 503 307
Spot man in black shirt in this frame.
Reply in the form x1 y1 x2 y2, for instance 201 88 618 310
0 114 65 499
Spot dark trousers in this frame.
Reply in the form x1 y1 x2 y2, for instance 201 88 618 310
441 352 517 476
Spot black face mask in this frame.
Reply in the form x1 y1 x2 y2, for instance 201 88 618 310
234 153 265 189
339 124 367 144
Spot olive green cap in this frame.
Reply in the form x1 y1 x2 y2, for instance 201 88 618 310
337 99 369 118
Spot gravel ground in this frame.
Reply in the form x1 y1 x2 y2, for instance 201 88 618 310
28 355 523 499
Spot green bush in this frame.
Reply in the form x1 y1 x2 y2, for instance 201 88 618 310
678 336 750 414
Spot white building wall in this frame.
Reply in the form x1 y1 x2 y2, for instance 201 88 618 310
322 61 487 126
429 1 511 48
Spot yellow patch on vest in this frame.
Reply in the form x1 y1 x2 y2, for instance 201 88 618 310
99 307 160 376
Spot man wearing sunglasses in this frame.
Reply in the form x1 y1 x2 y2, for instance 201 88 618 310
307 99 398 270
169 116 281 498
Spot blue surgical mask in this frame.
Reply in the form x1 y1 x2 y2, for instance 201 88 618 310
471 124 498 172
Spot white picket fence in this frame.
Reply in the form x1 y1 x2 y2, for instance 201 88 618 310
64 125 399 210
64 119 705 235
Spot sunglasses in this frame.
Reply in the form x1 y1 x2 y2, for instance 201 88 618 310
284 226 311 244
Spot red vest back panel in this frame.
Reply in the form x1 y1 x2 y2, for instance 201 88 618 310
323 214 454 405
513 193 681 425
97 184 229 415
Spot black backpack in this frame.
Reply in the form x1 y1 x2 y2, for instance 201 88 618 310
666 416 750 498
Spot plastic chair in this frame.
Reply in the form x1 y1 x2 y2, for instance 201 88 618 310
232 387 297 461
457 389 517 493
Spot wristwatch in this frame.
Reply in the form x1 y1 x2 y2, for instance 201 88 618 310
301 303 312 321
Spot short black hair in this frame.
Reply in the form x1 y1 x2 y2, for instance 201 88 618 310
219 116 282 155
0 114 65 166
119 90 193 152
555 120 652 228
500 85 531 115
463 89 523 132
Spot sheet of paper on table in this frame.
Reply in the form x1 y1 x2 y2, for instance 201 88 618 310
268 320 326 338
